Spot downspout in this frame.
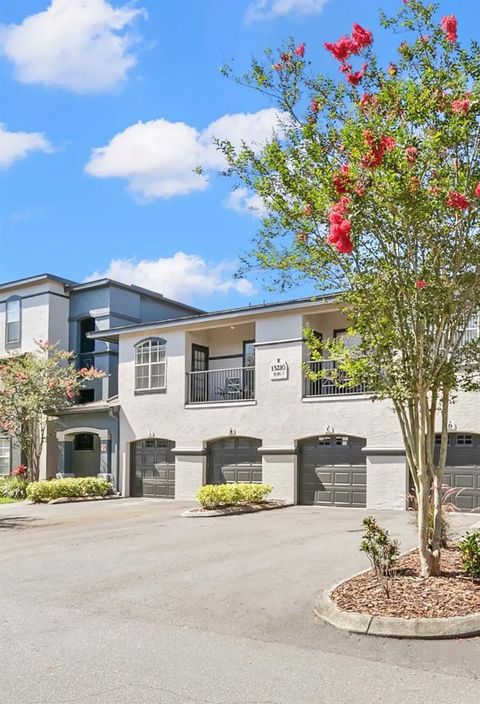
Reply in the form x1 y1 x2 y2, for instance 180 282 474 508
108 405 120 494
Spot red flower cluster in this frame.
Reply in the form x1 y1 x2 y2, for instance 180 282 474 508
441 15 457 42
361 130 396 168
405 146 418 163
452 95 471 114
446 191 470 210
359 93 379 111
303 203 313 216
332 164 351 195
295 43 305 57
415 280 427 289
310 99 320 113
12 464 28 477
346 63 367 86
328 196 353 254
476 183 480 198
324 23 372 88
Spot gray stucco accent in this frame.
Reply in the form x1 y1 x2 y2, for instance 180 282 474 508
258 446 298 455
362 447 406 456
171 448 207 456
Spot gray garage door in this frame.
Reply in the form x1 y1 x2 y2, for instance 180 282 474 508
299 435 366 507
131 439 176 498
207 437 262 484
437 433 480 511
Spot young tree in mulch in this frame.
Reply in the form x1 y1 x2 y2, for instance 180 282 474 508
218 0 480 576
0 340 105 482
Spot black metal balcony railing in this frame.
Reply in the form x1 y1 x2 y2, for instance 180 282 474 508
187 367 255 404
303 360 368 397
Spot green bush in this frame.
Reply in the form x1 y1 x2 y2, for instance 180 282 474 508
458 530 480 581
26 477 112 503
0 476 28 500
360 516 400 598
196 483 273 509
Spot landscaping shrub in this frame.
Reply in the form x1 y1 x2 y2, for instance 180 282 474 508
0 476 28 500
196 483 273 509
26 477 112 503
458 530 480 582
360 516 400 598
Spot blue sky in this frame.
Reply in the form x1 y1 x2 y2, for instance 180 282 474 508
0 0 478 310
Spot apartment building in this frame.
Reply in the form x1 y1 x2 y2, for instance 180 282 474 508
91 295 480 511
0 274 200 486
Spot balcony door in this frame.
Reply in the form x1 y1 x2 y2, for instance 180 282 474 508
191 344 209 403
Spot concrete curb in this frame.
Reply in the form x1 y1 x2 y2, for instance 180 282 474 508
181 501 293 518
314 588 480 639
23 495 123 505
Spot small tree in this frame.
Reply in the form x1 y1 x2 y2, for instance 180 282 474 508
0 340 104 482
219 1 480 575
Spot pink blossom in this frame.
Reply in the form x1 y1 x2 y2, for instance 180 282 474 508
452 96 471 114
295 43 305 57
303 203 313 216
346 63 367 86
446 191 470 210
405 146 418 163
475 183 480 198
310 99 320 113
415 280 427 289
441 15 457 42
351 23 373 51
324 36 357 62
332 165 351 195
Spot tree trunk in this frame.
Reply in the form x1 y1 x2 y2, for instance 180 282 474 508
417 471 433 577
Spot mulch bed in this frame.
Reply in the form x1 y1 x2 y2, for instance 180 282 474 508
331 547 480 619
183 500 291 516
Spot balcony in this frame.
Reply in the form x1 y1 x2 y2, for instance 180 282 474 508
186 367 255 404
303 360 368 398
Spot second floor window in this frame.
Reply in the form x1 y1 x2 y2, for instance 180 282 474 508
135 338 167 391
6 297 21 345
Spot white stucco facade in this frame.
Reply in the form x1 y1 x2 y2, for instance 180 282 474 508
111 300 414 508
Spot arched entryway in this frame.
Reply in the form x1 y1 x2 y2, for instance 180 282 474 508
56 427 109 478
207 436 262 484
130 438 176 498
298 434 367 507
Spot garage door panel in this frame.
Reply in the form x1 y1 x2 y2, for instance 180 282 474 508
131 439 176 498
299 436 366 507
439 435 480 511
208 438 261 485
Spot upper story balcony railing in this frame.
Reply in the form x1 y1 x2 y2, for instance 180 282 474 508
303 360 368 398
186 367 255 404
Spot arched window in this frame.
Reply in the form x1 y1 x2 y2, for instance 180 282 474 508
135 338 167 391
6 296 21 345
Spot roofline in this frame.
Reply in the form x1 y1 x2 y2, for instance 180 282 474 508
0 273 77 292
66 279 204 314
89 292 343 342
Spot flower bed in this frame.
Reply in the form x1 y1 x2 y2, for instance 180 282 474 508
332 547 480 619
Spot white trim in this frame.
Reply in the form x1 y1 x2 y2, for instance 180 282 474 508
254 337 303 347
185 400 257 409
56 427 111 442
301 394 372 403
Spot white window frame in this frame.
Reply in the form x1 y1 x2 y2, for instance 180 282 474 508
6 296 21 345
134 338 167 392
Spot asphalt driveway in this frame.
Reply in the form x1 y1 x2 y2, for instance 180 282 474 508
0 499 479 704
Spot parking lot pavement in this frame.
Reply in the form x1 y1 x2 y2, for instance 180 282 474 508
1 499 479 703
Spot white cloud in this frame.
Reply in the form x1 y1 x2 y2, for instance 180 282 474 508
86 252 256 302
224 188 268 218
245 0 328 23
0 124 52 168
0 0 145 93
85 108 285 200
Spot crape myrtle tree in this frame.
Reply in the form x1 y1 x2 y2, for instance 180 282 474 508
218 0 480 576
0 341 105 482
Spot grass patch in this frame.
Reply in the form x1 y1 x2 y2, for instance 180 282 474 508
0 497 17 504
